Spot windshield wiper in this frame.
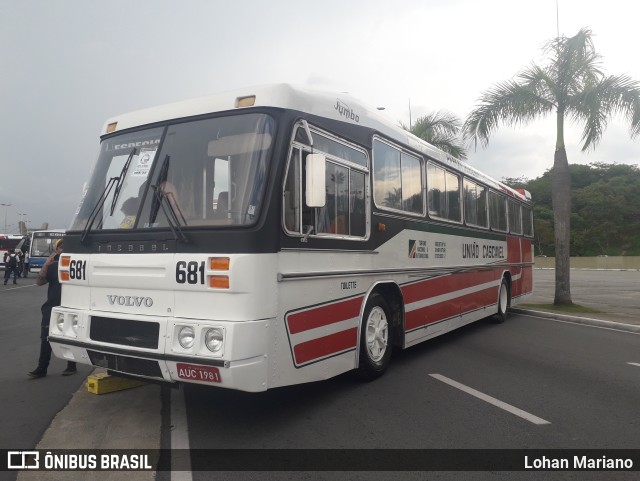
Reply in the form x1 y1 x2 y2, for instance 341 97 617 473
109 147 136 215
80 177 118 244
149 155 170 224
80 148 137 244
147 154 188 243
151 184 188 243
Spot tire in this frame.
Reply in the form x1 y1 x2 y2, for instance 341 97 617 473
358 293 392 380
494 277 510 323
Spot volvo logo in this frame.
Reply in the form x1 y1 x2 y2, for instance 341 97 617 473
107 295 154 307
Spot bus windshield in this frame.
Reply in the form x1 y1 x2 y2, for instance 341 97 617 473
29 235 62 257
0 237 22 251
71 113 274 232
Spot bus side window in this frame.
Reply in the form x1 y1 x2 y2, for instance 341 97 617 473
317 162 349 235
284 148 302 232
285 125 368 239
211 157 230 218
350 171 366 237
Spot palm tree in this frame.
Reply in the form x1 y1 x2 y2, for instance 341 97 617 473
404 110 468 160
463 28 640 305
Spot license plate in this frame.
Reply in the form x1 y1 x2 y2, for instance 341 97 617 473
176 363 221 383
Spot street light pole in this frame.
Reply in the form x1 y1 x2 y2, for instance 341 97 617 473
0 203 12 234
18 213 28 235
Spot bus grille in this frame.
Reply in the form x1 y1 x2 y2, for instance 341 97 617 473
87 350 163 378
89 316 160 349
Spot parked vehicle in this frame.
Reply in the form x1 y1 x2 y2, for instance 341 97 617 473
28 230 65 272
0 235 26 270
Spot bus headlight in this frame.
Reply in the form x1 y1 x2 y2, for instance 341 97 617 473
178 326 195 349
71 315 79 334
204 328 224 353
55 313 65 332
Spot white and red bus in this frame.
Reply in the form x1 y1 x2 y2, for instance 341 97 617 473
50 84 533 391
1 234 26 270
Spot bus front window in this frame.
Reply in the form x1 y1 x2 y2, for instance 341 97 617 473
71 114 273 232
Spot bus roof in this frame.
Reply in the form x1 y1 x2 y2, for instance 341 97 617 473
103 84 529 203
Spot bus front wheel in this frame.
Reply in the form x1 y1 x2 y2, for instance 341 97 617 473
358 293 392 380
494 278 510 323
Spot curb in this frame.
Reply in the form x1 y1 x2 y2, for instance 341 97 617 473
510 308 640 334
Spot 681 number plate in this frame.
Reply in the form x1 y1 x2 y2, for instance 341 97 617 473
176 363 221 383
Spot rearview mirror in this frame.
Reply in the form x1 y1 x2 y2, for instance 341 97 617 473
305 153 326 208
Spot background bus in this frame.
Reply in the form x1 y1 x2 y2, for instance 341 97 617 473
49 84 533 392
28 230 65 272
0 235 26 270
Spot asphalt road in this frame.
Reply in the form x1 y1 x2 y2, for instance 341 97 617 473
2 269 639 480
0 278 92 479
180 312 640 479
185 312 640 447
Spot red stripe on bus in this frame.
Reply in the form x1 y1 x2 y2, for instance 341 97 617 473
507 237 522 263
405 286 498 330
401 269 500 305
522 240 533 263
293 328 358 365
287 297 363 335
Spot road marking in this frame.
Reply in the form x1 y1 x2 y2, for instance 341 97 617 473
0 283 37 292
171 386 193 481
429 373 551 425
627 362 640 368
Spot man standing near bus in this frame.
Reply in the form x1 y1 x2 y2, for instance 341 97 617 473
28 239 77 378
3 248 19 285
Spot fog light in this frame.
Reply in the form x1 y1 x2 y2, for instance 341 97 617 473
204 328 224 353
178 326 195 349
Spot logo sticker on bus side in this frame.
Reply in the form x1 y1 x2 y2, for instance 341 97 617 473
408 239 429 259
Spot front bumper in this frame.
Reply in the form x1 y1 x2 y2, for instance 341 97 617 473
48 310 271 392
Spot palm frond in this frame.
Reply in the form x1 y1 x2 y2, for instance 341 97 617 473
569 74 640 150
405 110 468 159
463 76 554 149
411 110 462 138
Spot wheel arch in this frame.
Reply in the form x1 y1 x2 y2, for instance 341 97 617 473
501 270 512 308
358 281 405 353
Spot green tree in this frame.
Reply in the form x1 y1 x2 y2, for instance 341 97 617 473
504 163 640 256
404 110 467 160
463 28 640 305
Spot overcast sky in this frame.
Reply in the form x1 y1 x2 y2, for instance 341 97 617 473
1 0 639 231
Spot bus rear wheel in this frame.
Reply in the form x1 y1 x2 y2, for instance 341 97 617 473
494 278 510 323
358 293 392 380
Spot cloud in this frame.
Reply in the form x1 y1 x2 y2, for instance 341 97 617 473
2 0 640 230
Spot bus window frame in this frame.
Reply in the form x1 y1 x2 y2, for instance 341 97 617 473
372 136 426 218
488 190 509 233
462 177 489 230
282 121 370 241
426 160 463 225
522 204 534 237
508 198 523 235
